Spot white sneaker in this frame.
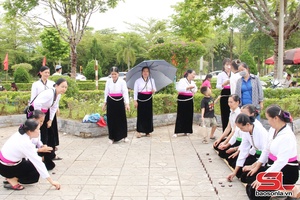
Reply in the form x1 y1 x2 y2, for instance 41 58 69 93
108 139 114 144
172 134 177 138
124 138 130 143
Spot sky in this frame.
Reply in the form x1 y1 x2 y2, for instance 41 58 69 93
88 0 184 32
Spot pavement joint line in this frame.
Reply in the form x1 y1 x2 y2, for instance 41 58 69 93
196 152 220 199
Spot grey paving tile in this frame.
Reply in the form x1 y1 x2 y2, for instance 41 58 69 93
148 185 182 197
114 185 148 197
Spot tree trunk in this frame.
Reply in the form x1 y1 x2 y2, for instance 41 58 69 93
273 36 279 78
70 42 77 79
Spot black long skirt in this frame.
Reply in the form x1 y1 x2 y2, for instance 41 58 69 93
0 159 40 184
220 88 231 132
107 96 128 141
40 110 56 169
174 95 194 134
136 93 153 134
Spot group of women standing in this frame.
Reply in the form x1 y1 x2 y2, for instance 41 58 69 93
103 66 198 143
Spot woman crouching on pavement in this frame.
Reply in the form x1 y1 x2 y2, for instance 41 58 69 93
0 119 60 190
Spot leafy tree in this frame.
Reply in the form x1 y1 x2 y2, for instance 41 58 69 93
14 67 31 83
84 60 102 80
247 33 274 75
171 0 300 79
115 33 146 71
125 18 170 46
11 63 33 71
0 15 41 70
3 0 121 79
233 0 300 78
149 42 206 78
170 1 232 40
240 51 257 75
39 27 69 69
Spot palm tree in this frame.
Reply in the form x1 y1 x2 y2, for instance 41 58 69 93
115 33 145 71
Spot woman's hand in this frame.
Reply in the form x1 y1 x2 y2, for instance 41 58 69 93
134 100 138 108
218 142 228 150
52 180 61 190
251 180 261 190
125 104 130 111
226 147 236 154
102 103 106 111
38 145 53 153
213 139 220 147
247 165 259 176
243 162 257 172
47 120 52 128
227 172 236 182
228 150 239 159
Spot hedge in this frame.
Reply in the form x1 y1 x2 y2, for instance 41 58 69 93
1 88 300 120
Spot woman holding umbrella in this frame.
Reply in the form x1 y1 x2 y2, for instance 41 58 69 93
173 69 198 137
134 66 157 138
103 66 130 144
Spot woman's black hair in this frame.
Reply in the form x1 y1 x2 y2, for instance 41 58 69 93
38 66 50 78
30 110 45 120
19 119 39 135
141 66 150 76
240 62 250 73
231 59 241 71
235 113 255 126
229 94 241 104
54 78 67 87
266 105 292 123
184 69 194 78
203 74 212 82
110 66 119 73
222 58 231 71
241 104 258 117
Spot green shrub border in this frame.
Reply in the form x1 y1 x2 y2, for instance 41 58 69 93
1 88 300 120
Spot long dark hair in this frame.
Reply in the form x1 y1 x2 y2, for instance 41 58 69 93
222 58 231 71
241 104 258 117
235 113 255 126
110 66 119 73
203 74 212 82
19 119 39 135
229 94 241 104
38 66 50 78
184 69 193 78
266 105 292 123
30 110 45 120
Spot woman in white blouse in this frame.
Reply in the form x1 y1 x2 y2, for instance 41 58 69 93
31 78 68 169
30 66 60 161
134 67 156 138
174 69 197 137
216 58 231 132
103 67 130 144
246 105 299 199
227 105 268 182
0 119 60 190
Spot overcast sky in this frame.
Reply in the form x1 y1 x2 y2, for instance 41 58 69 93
88 0 184 32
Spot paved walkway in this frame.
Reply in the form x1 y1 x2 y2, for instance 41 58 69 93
0 125 299 200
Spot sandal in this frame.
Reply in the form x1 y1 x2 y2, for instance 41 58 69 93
4 183 24 190
210 137 216 140
3 180 9 184
202 140 208 144
53 156 63 161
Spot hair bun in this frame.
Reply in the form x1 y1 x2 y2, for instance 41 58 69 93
249 116 255 123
